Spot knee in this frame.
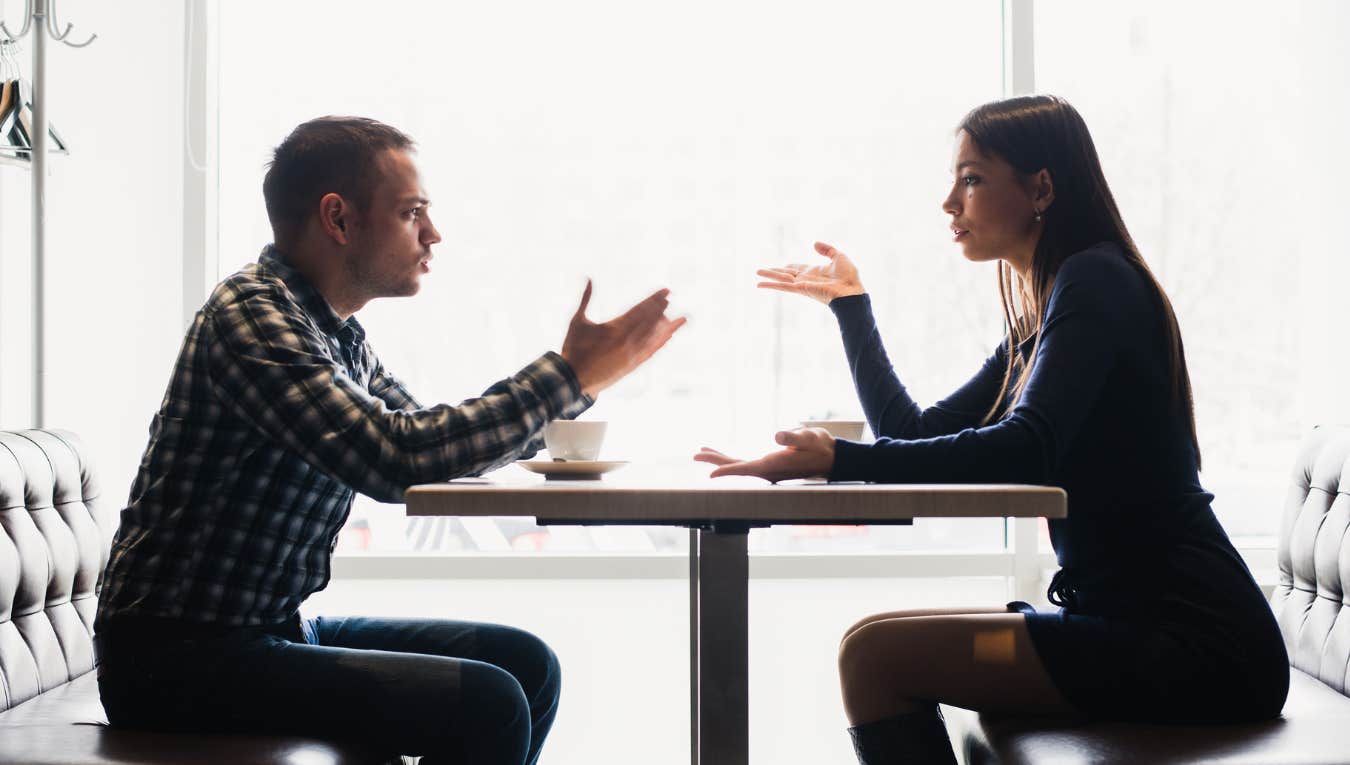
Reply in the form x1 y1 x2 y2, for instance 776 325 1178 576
481 626 562 707
838 622 888 693
841 613 885 647
838 625 865 688
459 664 532 762
467 663 531 723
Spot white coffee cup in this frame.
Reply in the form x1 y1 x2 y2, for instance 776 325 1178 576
800 420 866 441
544 420 608 461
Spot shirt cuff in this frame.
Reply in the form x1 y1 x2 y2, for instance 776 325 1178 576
522 351 589 420
828 437 875 483
828 292 872 318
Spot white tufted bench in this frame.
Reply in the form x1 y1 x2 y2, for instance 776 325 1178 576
949 425 1350 764
0 429 401 765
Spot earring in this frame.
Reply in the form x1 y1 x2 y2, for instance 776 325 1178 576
1033 208 1043 222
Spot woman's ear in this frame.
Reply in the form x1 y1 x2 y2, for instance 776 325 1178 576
1033 168 1055 212
318 193 350 244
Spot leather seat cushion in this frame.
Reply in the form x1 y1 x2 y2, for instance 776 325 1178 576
0 673 401 765
953 669 1350 765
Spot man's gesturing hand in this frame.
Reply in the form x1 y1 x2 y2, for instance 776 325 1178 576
561 280 688 398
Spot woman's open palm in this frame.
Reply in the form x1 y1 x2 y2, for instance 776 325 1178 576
756 241 866 305
693 429 837 482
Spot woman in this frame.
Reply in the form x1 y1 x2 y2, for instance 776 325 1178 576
695 95 1288 764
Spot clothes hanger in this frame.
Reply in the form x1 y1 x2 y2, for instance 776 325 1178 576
0 39 28 158
12 78 66 154
0 79 28 159
0 54 66 157
11 78 32 149
0 39 14 80
46 115 66 153
7 106 31 155
0 80 12 124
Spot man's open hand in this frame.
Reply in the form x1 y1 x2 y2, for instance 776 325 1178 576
561 280 687 398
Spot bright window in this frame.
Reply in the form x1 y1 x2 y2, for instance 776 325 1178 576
218 0 1007 555
211 1 1350 555
1034 0 1350 540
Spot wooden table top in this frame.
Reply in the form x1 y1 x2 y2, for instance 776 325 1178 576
405 467 1066 524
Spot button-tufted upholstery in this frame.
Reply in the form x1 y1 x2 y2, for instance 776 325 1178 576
0 430 401 765
952 425 1350 764
1271 426 1350 696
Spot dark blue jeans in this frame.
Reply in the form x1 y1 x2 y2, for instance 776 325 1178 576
96 614 561 764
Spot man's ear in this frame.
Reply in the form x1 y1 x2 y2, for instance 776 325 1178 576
318 193 350 245
1033 168 1055 212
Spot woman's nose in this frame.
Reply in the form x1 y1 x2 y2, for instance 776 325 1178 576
941 186 961 216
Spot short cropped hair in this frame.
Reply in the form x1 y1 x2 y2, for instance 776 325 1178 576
262 116 415 248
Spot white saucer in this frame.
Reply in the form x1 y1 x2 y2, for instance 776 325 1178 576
517 460 629 480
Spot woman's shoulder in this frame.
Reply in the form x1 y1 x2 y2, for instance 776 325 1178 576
1056 241 1137 282
1051 242 1152 305
1045 242 1167 350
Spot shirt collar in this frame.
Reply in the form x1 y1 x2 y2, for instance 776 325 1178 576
259 245 367 344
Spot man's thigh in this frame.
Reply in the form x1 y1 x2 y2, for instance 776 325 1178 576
102 617 545 758
204 631 485 746
303 616 559 696
305 615 524 658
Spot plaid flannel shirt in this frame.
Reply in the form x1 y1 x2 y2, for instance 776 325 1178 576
96 246 590 627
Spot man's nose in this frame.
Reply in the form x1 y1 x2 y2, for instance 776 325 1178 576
423 218 443 246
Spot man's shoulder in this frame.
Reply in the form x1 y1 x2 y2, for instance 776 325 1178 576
204 261 298 318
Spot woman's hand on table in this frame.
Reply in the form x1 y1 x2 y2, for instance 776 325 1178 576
756 241 865 305
694 428 837 482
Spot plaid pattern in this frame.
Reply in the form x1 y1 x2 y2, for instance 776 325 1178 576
97 246 590 627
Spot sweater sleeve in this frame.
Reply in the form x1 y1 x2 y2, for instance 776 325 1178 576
830 293 1008 439
829 253 1124 484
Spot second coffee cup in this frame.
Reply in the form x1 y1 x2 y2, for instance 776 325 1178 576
800 420 866 441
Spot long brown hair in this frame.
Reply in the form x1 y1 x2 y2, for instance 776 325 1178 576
961 95 1201 467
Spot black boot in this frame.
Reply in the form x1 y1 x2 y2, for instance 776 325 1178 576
848 704 958 765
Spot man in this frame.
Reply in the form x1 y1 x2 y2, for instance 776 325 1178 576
94 116 685 764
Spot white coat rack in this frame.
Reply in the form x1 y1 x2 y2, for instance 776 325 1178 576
1 0 95 428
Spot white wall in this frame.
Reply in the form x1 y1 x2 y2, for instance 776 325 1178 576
0 2 187 511
0 158 33 424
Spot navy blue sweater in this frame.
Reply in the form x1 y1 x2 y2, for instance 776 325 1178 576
828 242 1263 621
